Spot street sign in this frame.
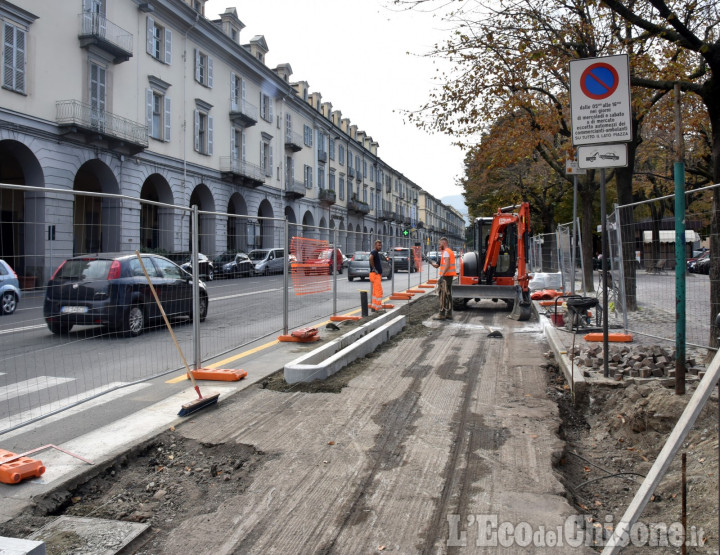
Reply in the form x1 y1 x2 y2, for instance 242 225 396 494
570 54 632 146
565 160 587 175
577 143 628 169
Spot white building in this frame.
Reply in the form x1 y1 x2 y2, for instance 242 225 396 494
0 0 464 282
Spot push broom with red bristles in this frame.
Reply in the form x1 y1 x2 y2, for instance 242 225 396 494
135 252 219 416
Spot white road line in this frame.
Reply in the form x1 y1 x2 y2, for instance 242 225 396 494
0 323 46 335
0 382 152 439
210 288 281 302
0 376 75 398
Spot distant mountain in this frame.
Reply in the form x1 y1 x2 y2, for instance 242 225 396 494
441 194 469 224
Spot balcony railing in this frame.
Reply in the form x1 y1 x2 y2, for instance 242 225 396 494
403 216 411 226
318 151 328 164
219 157 265 187
348 197 370 215
78 12 133 63
379 209 393 221
56 100 148 153
348 167 355 178
230 100 258 127
319 188 336 205
285 130 303 152
285 178 306 199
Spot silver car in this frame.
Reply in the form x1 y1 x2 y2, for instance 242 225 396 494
250 248 286 275
347 251 392 281
0 259 22 315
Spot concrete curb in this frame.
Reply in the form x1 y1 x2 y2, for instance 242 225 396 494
534 301 587 402
284 314 407 384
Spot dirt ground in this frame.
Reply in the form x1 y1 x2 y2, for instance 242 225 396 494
1 295 718 553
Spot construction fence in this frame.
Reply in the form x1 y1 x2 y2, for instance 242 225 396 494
0 184 433 434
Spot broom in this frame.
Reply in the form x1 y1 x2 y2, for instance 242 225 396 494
135 252 219 416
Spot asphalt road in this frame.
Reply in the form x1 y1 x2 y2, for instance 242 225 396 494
0 263 437 435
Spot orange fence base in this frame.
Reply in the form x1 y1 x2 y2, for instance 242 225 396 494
381 304 395 309
418 284 435 289
584 332 634 343
0 449 46 484
278 334 321 343
189 368 248 381
390 294 412 300
427 279 438 284
330 315 362 322
406 289 424 294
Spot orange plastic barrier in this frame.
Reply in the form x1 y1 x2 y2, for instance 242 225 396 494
584 332 634 342
381 304 395 309
289 237 331 295
427 279 438 284
406 289 424 294
0 449 46 484
279 327 321 342
389 294 412 300
418 284 435 289
189 368 248 381
531 289 565 300
330 315 362 322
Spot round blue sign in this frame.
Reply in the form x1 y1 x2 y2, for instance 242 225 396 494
580 63 619 100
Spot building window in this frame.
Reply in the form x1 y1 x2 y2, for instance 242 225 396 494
329 137 335 160
355 156 361 178
146 17 172 64
338 144 345 165
317 131 325 155
230 72 245 111
339 176 345 200
260 93 272 122
89 61 106 129
303 124 313 147
194 49 213 87
347 152 353 170
318 168 325 189
231 128 244 161
194 106 213 155
146 89 171 141
2 22 26 93
329 171 336 191
260 138 272 176
304 165 313 188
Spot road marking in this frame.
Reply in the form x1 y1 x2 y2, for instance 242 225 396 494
0 376 74 398
0 323 47 335
0 383 151 439
209 288 281 302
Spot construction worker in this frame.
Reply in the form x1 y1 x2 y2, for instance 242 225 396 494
369 239 384 312
431 237 456 320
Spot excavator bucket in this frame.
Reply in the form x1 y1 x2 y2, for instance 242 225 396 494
509 287 532 321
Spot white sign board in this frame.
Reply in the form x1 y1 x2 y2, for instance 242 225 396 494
565 160 587 175
570 54 632 146
577 143 628 169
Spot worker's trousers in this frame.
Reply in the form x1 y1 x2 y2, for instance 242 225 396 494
369 271 383 310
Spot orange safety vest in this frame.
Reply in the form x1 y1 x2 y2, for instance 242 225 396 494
443 249 457 277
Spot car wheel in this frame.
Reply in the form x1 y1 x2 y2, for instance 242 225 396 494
123 305 145 336
264 267 270 276
207 268 214 281
339 266 343 275
198 293 208 322
386 271 393 280
47 320 72 335
348 276 354 282
1 291 17 315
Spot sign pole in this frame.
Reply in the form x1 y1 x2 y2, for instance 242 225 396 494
571 174 578 295
674 83 686 395
600 169 609 378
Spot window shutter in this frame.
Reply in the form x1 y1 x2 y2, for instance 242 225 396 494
14 28 24 92
164 96 171 141
269 145 273 175
241 131 246 162
230 127 236 159
146 88 153 132
241 78 246 101
259 92 264 118
207 57 213 88
230 72 237 110
82 0 93 30
260 141 263 168
146 17 154 55
268 97 273 122
194 49 200 82
193 109 200 152
207 115 213 155
3 24 14 89
164 28 172 64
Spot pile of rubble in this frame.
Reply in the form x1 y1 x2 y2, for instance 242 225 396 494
567 343 704 380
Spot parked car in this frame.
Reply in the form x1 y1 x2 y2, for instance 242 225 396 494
0 259 21 315
694 255 710 275
426 251 440 264
347 251 392 281
688 251 709 273
250 248 286 275
214 251 253 278
177 252 214 281
303 248 344 275
43 253 208 336
388 247 417 272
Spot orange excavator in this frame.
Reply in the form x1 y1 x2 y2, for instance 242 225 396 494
452 202 532 320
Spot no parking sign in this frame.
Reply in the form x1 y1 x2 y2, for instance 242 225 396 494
570 55 632 146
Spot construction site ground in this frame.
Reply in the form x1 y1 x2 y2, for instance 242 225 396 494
1 291 718 553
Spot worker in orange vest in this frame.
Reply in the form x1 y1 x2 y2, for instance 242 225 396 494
431 237 456 320
369 239 384 312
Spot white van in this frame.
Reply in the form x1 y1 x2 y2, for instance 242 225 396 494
249 248 286 275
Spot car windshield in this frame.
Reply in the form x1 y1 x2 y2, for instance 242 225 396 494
318 250 333 260
249 250 269 261
214 254 235 264
392 249 410 256
353 252 369 261
55 259 113 280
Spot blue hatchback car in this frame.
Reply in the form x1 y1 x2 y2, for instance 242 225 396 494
0 259 21 315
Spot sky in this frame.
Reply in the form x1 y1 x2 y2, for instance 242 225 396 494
204 0 467 212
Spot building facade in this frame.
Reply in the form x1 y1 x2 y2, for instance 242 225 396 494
0 0 464 282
